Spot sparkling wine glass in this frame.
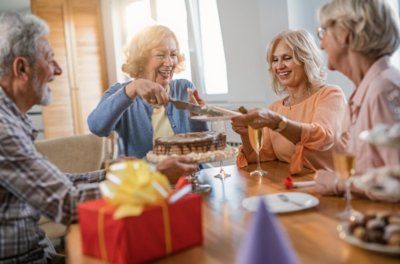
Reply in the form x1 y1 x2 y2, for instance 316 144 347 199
211 120 231 179
333 130 362 220
248 126 267 176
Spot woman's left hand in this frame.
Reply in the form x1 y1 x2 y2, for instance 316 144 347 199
232 108 281 130
187 88 205 117
187 88 205 106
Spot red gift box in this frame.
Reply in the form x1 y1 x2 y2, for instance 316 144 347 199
78 194 202 264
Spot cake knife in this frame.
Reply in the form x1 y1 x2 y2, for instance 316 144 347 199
169 97 224 116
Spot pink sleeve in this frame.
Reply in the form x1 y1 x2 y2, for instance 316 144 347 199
368 81 399 167
236 127 277 168
290 86 347 174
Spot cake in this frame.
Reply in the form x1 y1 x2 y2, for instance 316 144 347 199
153 131 226 155
147 132 237 163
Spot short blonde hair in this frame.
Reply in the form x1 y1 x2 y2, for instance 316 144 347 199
121 25 185 78
266 29 327 96
318 0 400 59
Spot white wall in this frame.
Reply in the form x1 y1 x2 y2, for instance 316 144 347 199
287 0 353 99
216 0 289 108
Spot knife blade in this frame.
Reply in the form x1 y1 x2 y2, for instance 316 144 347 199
169 97 224 116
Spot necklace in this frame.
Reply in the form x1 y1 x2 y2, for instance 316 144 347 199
285 90 309 110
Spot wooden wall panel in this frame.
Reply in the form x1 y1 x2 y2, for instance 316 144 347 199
71 0 108 134
31 0 75 139
31 0 108 138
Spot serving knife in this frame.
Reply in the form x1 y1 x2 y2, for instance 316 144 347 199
169 97 224 116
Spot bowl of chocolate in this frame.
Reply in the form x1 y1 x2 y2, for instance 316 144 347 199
337 212 400 256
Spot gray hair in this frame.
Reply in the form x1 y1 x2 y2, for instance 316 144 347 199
266 29 327 96
318 0 400 59
0 12 49 77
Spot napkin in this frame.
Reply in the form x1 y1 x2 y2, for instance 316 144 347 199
235 200 300 264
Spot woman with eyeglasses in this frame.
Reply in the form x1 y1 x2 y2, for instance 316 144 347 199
231 29 346 175
314 0 400 200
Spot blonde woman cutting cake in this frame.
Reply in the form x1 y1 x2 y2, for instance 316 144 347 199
88 25 207 159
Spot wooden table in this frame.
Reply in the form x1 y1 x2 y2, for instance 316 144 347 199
66 162 400 264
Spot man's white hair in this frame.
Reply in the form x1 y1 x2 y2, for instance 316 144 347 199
0 12 49 77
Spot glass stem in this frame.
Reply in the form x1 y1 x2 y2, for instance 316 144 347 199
345 178 353 213
256 150 261 170
219 160 224 173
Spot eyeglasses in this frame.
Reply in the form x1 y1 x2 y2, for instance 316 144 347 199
316 27 325 40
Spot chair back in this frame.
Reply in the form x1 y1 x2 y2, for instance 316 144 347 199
35 134 103 173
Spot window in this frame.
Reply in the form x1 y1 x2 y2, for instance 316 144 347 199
123 0 228 99
197 0 228 95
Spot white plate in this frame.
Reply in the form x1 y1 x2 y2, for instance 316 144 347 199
241 192 319 213
190 115 238 122
337 222 400 256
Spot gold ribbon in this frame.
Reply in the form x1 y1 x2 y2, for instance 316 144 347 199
99 160 173 219
161 203 172 255
98 206 109 261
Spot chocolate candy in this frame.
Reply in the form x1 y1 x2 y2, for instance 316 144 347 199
388 216 400 225
353 226 366 241
387 234 400 246
364 229 385 244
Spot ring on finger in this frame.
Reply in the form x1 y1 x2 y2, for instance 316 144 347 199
149 98 156 103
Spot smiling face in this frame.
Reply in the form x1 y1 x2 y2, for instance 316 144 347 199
141 37 178 88
31 37 62 104
271 40 307 89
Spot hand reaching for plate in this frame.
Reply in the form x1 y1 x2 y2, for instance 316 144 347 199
187 88 206 117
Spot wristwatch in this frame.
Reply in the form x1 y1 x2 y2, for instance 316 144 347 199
273 115 288 132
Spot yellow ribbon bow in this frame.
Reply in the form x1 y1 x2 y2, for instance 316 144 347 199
99 160 172 219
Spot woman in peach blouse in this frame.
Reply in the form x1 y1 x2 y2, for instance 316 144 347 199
232 29 347 175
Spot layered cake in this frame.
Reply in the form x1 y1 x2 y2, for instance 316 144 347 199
147 132 236 163
154 131 226 155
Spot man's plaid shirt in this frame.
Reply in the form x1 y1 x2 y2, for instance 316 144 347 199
0 87 105 263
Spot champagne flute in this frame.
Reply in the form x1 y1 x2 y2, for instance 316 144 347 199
333 130 362 220
210 120 231 179
103 131 125 171
248 126 267 176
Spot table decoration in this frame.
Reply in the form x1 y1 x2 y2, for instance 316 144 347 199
77 160 202 264
235 200 300 264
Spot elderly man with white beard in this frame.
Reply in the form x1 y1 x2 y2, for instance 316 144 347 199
0 12 198 264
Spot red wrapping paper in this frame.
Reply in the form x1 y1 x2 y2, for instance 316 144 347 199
78 194 202 264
